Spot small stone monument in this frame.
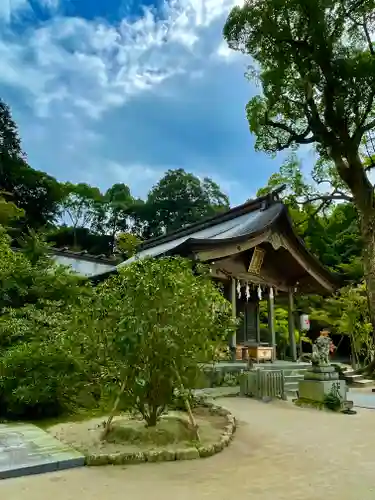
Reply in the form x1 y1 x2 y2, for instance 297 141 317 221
298 333 348 405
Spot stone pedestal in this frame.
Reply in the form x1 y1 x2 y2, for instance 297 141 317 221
298 365 348 403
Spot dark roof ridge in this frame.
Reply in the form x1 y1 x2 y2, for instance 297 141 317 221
141 186 286 251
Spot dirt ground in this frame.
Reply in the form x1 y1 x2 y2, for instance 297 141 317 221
48 409 224 454
2 397 375 500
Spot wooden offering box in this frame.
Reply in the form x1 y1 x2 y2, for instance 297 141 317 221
248 345 274 362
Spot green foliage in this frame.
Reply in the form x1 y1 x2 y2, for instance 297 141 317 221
0 99 63 231
224 0 375 321
143 169 230 237
116 232 142 258
0 341 87 419
0 196 24 227
224 0 375 161
94 257 237 426
0 228 97 419
323 384 342 412
310 284 374 367
46 226 113 255
59 182 103 247
0 229 87 313
259 157 362 279
259 303 299 357
93 183 137 250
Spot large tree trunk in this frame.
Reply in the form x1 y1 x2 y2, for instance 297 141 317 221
333 152 375 374
362 214 375 337
361 214 375 375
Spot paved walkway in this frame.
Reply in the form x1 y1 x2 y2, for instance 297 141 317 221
349 388 375 409
0 423 84 479
2 397 375 499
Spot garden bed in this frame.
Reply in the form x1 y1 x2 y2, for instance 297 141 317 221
47 404 236 465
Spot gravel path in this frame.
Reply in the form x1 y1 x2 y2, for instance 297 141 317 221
2 397 375 499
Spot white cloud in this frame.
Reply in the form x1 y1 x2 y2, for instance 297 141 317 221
0 0 269 207
0 0 30 23
215 39 238 60
38 0 60 10
0 0 59 23
108 161 164 197
106 161 248 205
0 0 241 118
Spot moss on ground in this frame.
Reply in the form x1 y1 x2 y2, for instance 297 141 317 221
47 407 227 457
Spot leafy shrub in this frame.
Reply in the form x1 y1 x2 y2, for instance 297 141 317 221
97 257 237 430
323 385 342 412
0 341 90 419
0 228 98 420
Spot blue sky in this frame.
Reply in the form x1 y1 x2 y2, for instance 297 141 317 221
0 0 314 206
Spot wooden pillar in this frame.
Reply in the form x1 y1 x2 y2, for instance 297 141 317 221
288 287 297 362
230 277 237 361
268 291 276 362
255 300 261 344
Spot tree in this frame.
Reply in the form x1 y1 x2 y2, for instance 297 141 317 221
46 226 113 255
259 158 362 279
0 100 63 230
0 228 87 313
0 196 24 227
95 258 236 434
0 99 23 159
116 232 142 258
224 0 375 329
143 169 230 237
310 284 374 369
1 157 64 230
0 228 96 419
94 183 135 252
59 182 103 248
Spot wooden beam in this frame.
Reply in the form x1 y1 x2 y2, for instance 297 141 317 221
268 290 276 362
288 288 297 362
279 235 335 293
194 232 271 262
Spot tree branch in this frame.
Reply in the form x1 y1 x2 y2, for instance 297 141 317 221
363 117 375 134
353 89 375 144
362 15 375 56
295 198 330 226
304 81 335 146
264 115 316 150
303 193 354 204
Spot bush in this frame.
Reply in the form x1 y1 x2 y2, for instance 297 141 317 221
0 341 90 419
0 228 98 420
96 257 237 431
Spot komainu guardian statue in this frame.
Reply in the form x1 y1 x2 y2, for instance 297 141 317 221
311 330 332 366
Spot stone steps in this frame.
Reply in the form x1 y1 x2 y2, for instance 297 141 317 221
284 373 304 397
343 370 374 387
351 378 374 387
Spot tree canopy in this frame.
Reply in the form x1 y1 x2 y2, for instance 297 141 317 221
142 169 230 238
0 100 63 231
224 0 375 330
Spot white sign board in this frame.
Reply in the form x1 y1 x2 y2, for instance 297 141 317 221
300 314 310 331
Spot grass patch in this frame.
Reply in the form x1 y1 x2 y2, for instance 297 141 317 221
106 415 196 446
33 407 109 430
294 398 326 410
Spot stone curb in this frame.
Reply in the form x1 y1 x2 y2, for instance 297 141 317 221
85 398 236 466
